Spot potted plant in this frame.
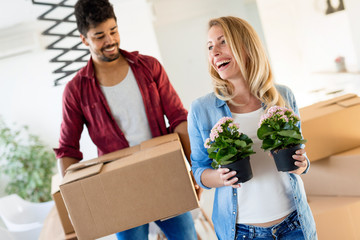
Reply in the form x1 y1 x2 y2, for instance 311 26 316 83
257 106 307 172
0 117 56 202
204 117 255 183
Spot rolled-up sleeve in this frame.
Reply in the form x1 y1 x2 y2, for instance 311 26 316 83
285 86 310 174
53 82 84 161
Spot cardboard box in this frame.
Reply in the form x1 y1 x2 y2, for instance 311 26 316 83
300 93 360 161
51 174 76 236
60 133 199 240
302 147 360 196
308 196 360 240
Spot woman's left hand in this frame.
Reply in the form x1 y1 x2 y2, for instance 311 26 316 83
289 148 307 175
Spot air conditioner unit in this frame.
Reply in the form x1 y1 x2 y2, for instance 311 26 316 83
0 21 39 59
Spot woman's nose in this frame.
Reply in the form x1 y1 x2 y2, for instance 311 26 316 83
212 45 220 56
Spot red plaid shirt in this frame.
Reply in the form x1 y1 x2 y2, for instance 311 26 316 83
54 49 187 160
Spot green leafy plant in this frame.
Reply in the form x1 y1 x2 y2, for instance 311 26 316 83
204 117 255 169
257 106 307 152
0 117 56 202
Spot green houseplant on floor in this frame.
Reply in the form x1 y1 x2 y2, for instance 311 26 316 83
0 117 56 202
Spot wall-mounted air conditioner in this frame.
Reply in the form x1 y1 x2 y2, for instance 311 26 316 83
0 21 39 59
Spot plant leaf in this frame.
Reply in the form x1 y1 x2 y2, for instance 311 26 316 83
257 124 274 139
278 130 302 139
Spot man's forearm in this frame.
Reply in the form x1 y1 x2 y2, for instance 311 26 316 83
173 121 191 165
57 157 80 177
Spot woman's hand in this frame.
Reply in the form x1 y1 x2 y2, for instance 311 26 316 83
289 148 308 175
217 168 241 188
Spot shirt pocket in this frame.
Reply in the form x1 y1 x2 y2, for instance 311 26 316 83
83 101 110 130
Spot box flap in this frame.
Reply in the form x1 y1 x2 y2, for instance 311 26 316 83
337 97 360 108
66 133 179 173
300 93 359 121
317 93 357 107
140 133 179 149
62 163 103 185
66 145 140 172
63 133 180 186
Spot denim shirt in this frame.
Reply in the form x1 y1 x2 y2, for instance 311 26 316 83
188 85 317 240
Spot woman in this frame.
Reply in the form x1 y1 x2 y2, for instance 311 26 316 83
187 16 317 240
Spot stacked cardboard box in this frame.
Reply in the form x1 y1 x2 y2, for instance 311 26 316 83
300 93 360 162
300 94 360 240
307 195 360 240
303 148 360 239
59 133 199 240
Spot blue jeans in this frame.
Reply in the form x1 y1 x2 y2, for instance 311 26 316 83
115 212 197 240
235 211 305 240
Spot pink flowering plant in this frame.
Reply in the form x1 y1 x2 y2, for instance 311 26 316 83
257 106 306 151
204 117 255 169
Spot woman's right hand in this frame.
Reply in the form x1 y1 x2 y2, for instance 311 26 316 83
217 168 241 188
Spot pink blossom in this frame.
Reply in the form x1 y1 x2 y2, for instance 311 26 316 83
280 115 289 122
210 131 219 141
204 138 211 148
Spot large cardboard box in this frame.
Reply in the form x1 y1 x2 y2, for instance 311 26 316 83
51 174 76 238
60 133 199 240
300 93 360 161
302 147 360 196
308 196 360 240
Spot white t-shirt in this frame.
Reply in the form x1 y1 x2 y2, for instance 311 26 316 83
232 108 296 224
100 68 152 146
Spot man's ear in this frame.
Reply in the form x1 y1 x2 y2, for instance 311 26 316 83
80 34 89 46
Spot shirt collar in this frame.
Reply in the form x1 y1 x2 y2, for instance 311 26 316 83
215 96 227 108
214 94 266 109
78 48 140 80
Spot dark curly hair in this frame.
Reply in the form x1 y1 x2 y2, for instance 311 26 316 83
74 0 117 36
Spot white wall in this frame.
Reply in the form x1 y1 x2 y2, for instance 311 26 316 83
256 0 360 107
151 0 266 109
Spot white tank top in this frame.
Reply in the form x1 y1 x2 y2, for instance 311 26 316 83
100 68 152 146
232 108 296 224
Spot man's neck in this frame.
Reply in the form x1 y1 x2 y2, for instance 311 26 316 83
93 54 129 87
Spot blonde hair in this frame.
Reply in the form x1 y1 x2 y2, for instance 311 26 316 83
208 16 286 109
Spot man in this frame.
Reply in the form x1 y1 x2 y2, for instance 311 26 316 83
54 0 198 239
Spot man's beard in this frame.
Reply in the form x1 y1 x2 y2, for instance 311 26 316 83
99 43 120 62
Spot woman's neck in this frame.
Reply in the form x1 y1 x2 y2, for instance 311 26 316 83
228 94 261 114
227 79 261 113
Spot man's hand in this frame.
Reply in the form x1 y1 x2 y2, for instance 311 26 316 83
58 157 80 177
190 171 203 200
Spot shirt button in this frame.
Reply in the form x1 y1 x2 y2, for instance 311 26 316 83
234 192 237 196
232 229 234 232
233 211 236 215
